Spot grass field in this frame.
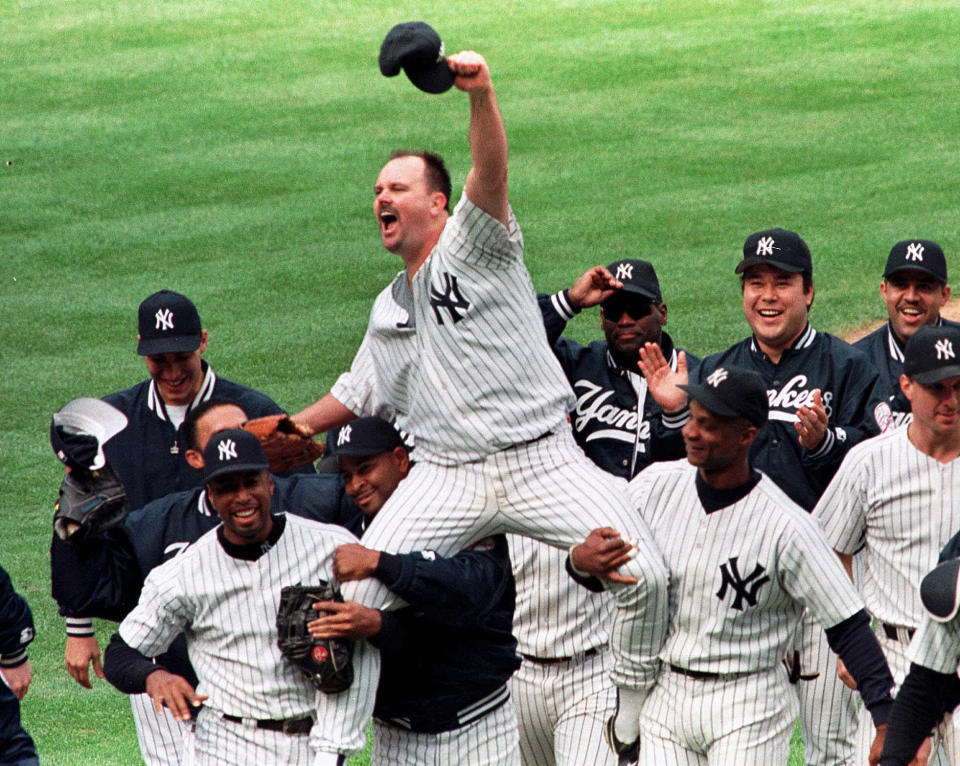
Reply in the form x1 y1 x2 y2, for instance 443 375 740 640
6 0 960 763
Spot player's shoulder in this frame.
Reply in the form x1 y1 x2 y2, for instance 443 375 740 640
852 324 887 354
810 328 877 368
628 458 693 501
698 338 753 373
752 473 811 524
209 375 284 416
102 379 151 413
282 512 360 544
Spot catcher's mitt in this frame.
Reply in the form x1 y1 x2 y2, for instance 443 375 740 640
276 582 354 693
243 415 325 474
54 464 129 542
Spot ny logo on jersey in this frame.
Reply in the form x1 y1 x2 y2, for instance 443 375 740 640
218 438 238 461
337 424 352 446
716 557 770 611
756 236 775 256
429 273 471 325
615 263 634 281
155 308 174 331
706 368 729 387
936 338 956 361
905 242 924 262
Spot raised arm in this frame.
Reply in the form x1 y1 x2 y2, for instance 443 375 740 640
451 52 509 226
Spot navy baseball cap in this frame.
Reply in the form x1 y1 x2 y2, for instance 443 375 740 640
203 429 269 483
883 239 948 284
50 397 128 471
379 21 454 94
137 290 203 356
318 417 408 472
903 325 960 384
736 228 812 276
606 259 661 301
921 558 960 622
679 366 769 427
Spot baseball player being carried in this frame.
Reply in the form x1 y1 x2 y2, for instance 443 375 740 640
308 416 522 764
817 324 960 765
294 37 669 758
101 429 376 765
572 366 895 764
854 240 957 429
645 228 890 764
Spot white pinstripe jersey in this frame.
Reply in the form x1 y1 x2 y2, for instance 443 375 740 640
350 195 574 464
909 614 960 675
119 515 361 725
507 535 613 657
815 426 960 629
629 460 863 673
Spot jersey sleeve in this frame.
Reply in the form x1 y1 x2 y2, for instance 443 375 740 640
908 614 960 675
443 196 523 271
0 566 34 666
373 536 513 628
811 445 870 555
778 513 864 627
330 335 377 417
118 557 192 658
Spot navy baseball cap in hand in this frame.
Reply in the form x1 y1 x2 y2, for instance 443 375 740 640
379 21 454 94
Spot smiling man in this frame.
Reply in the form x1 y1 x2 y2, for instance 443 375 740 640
855 240 957 428
102 429 375 765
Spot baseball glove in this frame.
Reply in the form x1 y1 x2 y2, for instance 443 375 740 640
276 582 354 693
242 415 325 474
53 464 129 543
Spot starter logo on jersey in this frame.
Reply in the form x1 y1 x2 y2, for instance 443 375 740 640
218 438 238 461
716 557 770 611
615 263 634 281
936 338 955 360
756 236 775 256
155 308 174 331
429 273 471 325
572 380 650 446
905 242 924 262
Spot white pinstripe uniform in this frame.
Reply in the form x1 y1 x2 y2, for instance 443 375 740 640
815 427 960 764
119 515 376 765
908 615 960 687
629 460 866 765
507 534 616 766
337 194 669 707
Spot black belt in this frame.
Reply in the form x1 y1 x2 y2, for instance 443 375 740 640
522 647 599 665
670 664 722 680
881 623 916 642
222 713 313 735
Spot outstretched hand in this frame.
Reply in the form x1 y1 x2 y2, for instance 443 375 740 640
638 344 689 413
795 389 828 450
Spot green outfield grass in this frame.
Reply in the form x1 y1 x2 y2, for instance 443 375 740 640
6 0 960 762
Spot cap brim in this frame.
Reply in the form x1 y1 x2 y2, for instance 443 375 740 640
735 258 806 275
909 365 960 385
921 558 960 622
884 264 947 284
137 334 203 356
204 461 269 483
53 398 129 469
405 62 454 94
677 383 744 419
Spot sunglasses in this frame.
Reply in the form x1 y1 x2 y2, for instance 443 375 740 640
601 295 654 321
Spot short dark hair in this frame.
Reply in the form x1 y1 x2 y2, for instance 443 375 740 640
389 149 451 213
183 398 246 451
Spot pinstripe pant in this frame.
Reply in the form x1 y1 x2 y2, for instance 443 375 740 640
344 429 669 693
511 649 616 766
372 698 519 765
182 707 314 766
130 692 189 765
638 665 797 765
792 610 858 766
855 630 960 765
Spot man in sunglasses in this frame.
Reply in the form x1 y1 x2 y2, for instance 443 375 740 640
541 258 699 478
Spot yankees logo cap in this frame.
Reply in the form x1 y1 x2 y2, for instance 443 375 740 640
379 21 455 94
883 239 947 284
203 428 269 482
50 397 129 471
903 325 960 384
736 228 812 276
137 290 203 356
318 416 408 472
606 259 661 301
678 366 769 427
